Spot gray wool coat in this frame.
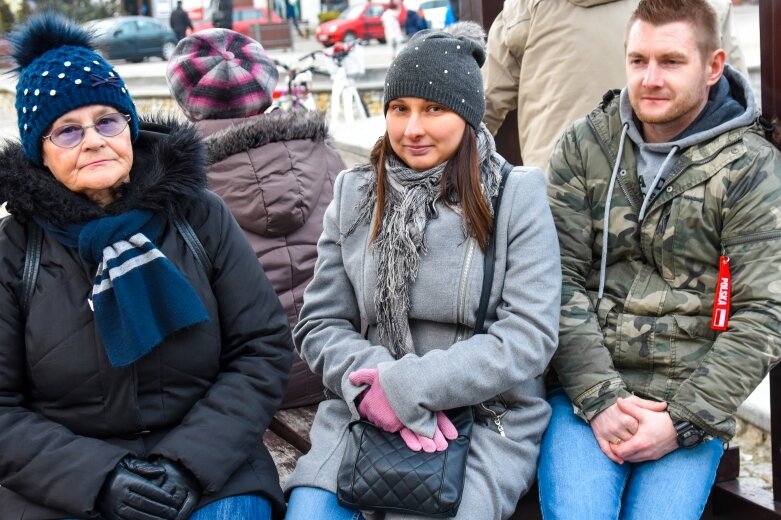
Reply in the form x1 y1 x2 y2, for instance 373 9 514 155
289 164 561 520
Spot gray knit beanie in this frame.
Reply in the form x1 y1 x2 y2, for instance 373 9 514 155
383 21 486 129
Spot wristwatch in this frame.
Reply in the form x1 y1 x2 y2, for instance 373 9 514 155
673 420 706 448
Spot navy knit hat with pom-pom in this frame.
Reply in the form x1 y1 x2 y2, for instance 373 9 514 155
11 12 139 165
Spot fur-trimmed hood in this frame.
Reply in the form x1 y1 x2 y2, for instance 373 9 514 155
0 115 208 223
194 110 343 238
197 109 331 164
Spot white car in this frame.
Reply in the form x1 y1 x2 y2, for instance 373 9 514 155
405 0 449 29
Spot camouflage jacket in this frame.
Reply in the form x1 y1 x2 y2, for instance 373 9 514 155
547 91 781 440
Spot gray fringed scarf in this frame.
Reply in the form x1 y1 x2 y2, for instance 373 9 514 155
343 123 502 358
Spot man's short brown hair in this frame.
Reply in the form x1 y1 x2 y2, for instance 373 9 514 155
627 0 720 58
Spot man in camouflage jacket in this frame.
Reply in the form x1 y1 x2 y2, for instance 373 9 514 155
539 0 781 517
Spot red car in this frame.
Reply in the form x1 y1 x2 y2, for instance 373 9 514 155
192 6 283 37
316 2 406 46
0 37 12 69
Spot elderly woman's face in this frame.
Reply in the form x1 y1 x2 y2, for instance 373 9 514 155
386 97 466 171
41 104 133 207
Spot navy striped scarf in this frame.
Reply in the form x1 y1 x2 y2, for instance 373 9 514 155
35 210 209 367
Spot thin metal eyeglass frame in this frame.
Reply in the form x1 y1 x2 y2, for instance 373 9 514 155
41 113 131 149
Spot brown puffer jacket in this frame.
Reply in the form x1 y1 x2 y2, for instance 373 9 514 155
197 110 345 408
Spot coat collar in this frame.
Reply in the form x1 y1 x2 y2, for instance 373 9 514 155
198 110 331 165
0 116 208 223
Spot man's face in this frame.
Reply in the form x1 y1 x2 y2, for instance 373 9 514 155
625 19 725 143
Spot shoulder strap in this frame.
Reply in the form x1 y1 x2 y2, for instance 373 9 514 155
171 211 213 280
21 220 43 317
474 160 512 334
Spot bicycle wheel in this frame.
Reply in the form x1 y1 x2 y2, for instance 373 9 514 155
350 88 368 119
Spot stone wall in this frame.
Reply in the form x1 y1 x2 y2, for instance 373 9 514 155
734 417 773 490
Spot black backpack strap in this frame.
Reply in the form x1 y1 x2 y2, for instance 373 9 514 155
19 214 213 317
21 220 43 317
474 160 512 334
171 210 213 280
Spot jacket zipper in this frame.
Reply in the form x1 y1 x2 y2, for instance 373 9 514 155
656 210 670 236
455 239 476 342
478 402 507 437
639 135 743 219
661 134 742 191
587 118 642 211
722 230 781 250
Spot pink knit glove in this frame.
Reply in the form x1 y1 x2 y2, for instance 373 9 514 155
348 368 403 433
400 411 459 452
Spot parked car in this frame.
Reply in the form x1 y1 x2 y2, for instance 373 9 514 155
192 7 284 37
316 2 406 46
87 16 177 63
405 0 448 29
0 36 12 69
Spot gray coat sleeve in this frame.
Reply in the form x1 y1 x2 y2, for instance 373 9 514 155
377 168 561 438
293 171 397 417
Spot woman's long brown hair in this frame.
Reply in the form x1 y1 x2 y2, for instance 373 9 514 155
368 125 494 253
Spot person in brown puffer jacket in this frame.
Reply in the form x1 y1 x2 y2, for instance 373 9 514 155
166 28 347 409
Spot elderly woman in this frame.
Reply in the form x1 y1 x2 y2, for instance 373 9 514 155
285 23 560 520
0 13 292 520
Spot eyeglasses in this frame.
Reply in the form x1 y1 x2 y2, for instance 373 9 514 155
42 113 131 149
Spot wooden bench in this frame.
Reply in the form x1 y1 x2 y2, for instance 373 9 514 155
265 406 741 518
264 406 317 488
248 22 293 51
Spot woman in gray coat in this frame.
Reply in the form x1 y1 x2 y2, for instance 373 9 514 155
285 23 561 520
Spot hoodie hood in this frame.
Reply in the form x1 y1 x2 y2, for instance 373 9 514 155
0 116 208 224
616 65 756 215
568 0 621 6
198 109 338 238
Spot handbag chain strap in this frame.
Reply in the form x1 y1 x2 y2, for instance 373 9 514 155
474 159 513 436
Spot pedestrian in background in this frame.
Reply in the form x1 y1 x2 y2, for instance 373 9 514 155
0 12 292 519
170 0 194 41
284 22 560 520
167 28 347 410
444 0 457 26
286 0 306 39
381 2 403 57
404 7 428 36
483 0 748 170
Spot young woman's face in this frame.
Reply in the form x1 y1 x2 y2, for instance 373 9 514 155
386 97 466 171
41 104 133 207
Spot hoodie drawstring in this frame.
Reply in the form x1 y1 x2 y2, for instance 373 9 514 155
638 146 679 221
597 123 629 304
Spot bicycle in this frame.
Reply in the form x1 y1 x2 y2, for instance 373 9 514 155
271 50 328 112
322 41 369 127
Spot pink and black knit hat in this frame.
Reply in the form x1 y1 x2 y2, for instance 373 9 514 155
166 29 278 121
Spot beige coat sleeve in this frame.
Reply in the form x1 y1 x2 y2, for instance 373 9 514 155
707 0 748 77
482 0 531 135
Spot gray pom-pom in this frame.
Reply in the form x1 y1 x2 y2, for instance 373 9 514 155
443 21 486 49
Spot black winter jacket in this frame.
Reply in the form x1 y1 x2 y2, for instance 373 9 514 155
0 119 293 519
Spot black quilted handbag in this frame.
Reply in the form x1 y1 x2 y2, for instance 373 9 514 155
335 160 513 517
336 406 474 517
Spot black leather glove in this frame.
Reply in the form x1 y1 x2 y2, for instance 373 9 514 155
154 458 202 520
97 457 181 520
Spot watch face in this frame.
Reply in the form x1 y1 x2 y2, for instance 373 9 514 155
677 425 703 448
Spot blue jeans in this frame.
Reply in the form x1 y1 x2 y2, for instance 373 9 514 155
538 389 724 520
189 494 271 520
285 487 364 520
65 494 271 520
